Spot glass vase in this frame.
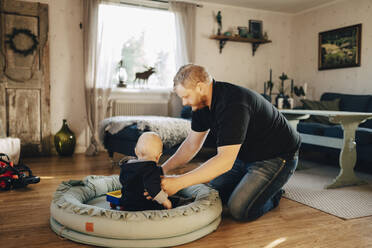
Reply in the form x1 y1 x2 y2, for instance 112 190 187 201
54 119 76 156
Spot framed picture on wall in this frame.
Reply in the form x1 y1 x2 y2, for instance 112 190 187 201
249 20 262 39
318 24 362 70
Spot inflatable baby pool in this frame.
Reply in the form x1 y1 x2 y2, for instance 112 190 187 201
50 175 222 247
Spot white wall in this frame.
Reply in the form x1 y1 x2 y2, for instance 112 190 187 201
21 0 372 154
195 3 294 92
24 0 87 153
292 0 372 100
21 1 295 154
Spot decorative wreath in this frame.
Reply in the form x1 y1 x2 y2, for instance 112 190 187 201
5 28 39 56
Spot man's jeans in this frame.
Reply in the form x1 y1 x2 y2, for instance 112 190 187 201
209 155 298 221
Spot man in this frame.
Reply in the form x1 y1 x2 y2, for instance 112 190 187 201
161 64 300 221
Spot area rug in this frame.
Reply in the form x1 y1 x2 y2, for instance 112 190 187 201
283 160 372 219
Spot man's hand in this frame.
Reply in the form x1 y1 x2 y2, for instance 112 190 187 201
161 175 184 196
162 144 241 196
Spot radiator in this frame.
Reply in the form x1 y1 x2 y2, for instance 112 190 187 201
109 89 171 117
111 100 169 116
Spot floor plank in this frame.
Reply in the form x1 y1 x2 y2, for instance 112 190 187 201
0 152 371 248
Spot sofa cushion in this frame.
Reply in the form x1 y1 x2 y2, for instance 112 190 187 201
323 126 372 145
110 124 148 141
181 106 192 120
321 92 372 112
360 101 372 129
319 92 372 129
297 122 329 135
356 144 372 163
104 134 138 156
301 98 340 125
361 118 372 129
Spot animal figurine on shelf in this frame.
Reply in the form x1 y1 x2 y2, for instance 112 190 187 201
134 67 156 88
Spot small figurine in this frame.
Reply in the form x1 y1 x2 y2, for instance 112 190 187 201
294 86 306 97
216 11 222 35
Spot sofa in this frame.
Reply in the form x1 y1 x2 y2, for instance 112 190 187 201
297 92 372 172
101 106 216 158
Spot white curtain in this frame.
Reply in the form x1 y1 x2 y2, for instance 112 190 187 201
169 1 196 69
83 0 118 156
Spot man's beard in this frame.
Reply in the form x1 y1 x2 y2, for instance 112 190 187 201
192 95 208 111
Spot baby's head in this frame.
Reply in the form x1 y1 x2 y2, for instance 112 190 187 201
135 132 163 163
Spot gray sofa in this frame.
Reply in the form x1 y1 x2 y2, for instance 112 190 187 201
297 92 372 172
101 106 216 158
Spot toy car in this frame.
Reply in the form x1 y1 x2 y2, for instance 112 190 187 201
106 190 124 210
0 153 40 190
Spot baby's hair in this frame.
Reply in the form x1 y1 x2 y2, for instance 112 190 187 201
135 132 163 158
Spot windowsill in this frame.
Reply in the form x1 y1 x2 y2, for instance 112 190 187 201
110 86 173 103
112 86 172 94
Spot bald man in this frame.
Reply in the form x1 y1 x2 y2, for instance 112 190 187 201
119 132 172 210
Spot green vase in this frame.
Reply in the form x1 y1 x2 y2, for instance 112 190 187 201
54 119 76 156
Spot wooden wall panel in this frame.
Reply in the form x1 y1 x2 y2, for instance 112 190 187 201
4 14 40 81
0 84 6 137
7 88 41 144
0 0 50 156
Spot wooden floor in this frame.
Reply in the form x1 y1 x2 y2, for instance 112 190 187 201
1 152 372 248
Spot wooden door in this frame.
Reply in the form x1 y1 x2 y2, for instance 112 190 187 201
0 0 50 156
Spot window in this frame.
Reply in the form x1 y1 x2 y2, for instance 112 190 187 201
99 3 177 89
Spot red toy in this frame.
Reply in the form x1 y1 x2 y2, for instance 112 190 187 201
0 153 40 190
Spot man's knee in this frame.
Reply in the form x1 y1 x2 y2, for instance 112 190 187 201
227 196 249 221
228 200 264 221
227 194 272 222
228 191 284 221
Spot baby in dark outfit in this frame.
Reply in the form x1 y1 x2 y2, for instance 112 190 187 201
119 132 172 211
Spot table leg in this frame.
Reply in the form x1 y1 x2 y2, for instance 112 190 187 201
282 114 310 130
325 118 367 189
286 119 300 130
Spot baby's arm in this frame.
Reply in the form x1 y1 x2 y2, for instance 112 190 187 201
143 165 172 209
153 190 172 209
162 198 172 209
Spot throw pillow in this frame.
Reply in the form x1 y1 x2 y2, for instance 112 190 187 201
301 98 341 125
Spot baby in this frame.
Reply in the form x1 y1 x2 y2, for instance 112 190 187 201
119 132 172 211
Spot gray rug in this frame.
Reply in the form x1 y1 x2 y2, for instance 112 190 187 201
283 160 372 219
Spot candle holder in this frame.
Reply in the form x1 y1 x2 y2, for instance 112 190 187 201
216 11 222 35
262 69 274 103
117 60 128 88
276 72 291 108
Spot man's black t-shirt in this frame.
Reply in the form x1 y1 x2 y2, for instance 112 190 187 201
192 81 301 163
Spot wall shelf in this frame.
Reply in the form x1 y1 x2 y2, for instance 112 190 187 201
210 35 272 56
